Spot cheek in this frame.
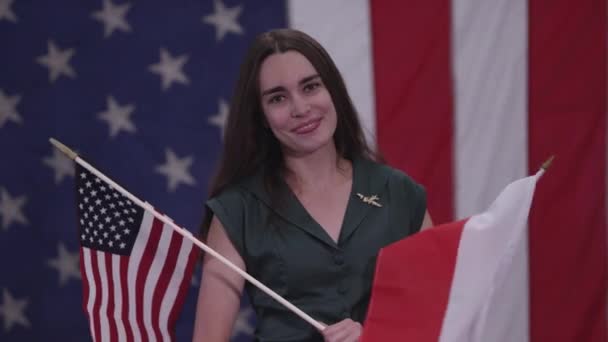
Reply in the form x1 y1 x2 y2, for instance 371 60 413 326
263 106 291 131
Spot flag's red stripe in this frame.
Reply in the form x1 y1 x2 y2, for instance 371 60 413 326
361 219 466 341
134 218 164 341
167 244 199 341
104 254 118 342
80 249 91 322
528 0 607 340
151 232 182 342
120 256 134 342
90 251 103 342
80 248 98 342
370 0 454 223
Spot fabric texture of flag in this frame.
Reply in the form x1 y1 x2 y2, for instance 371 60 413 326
361 169 543 342
0 0 605 341
76 162 199 342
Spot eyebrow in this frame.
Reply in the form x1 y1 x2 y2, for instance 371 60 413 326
261 74 321 97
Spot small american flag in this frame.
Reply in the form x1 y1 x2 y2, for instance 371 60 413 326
75 162 199 342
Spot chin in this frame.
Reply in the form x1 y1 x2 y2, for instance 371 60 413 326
288 137 334 156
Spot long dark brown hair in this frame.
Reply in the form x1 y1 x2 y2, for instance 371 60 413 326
200 28 377 238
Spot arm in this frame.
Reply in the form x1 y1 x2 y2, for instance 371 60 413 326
192 216 246 342
419 210 434 231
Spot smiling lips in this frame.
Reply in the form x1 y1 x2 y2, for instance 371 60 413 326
291 117 322 134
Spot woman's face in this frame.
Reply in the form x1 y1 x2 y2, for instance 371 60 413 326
258 51 337 157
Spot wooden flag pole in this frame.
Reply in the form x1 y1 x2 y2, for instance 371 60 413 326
49 137 327 332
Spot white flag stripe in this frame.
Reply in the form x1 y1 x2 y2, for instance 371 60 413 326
159 238 193 341
82 248 98 342
112 255 127 342
288 0 376 147
473 223 529 342
452 0 528 219
439 171 540 341
97 251 111 342
127 211 155 342
143 220 174 342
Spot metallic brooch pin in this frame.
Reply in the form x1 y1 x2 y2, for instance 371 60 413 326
356 193 382 207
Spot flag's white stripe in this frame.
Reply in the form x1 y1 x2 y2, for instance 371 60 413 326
83 248 98 342
159 240 193 341
452 0 528 218
97 251 110 342
127 211 154 342
287 0 377 147
143 222 173 342
112 255 127 342
439 171 540 342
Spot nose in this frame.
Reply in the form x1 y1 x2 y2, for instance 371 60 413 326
290 94 310 118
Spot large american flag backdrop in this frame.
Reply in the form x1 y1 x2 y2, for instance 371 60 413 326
0 0 606 341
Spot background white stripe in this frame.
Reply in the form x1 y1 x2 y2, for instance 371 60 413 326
287 0 377 147
143 222 174 342
82 248 97 342
451 0 528 218
97 251 110 342
159 240 193 341
127 211 154 342
112 255 126 342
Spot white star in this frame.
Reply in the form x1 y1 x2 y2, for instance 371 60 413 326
0 0 17 23
208 98 229 140
0 289 30 333
231 307 254 338
202 0 244 41
36 40 76 83
0 187 28 231
47 242 81 287
43 147 75 184
0 89 22 128
155 148 196 192
148 48 190 91
91 0 132 38
97 95 136 138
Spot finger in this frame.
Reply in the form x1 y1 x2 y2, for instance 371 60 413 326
322 319 352 336
323 320 360 342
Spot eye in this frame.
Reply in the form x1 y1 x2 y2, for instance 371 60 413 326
303 82 321 93
268 94 285 104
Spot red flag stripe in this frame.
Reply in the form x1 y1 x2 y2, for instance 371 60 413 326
90 250 102 342
104 254 118 342
133 216 163 341
119 255 134 342
149 226 182 341
98 251 113 341
166 242 199 341
80 249 93 339
528 0 607 340
370 0 454 224
361 219 465 341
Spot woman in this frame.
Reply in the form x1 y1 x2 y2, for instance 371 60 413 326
193 28 433 342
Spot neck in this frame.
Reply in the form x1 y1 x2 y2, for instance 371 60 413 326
282 144 351 194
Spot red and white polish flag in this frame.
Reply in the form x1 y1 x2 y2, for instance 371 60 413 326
360 167 543 341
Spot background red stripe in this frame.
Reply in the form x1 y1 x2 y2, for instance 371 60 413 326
528 0 607 340
370 0 454 224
